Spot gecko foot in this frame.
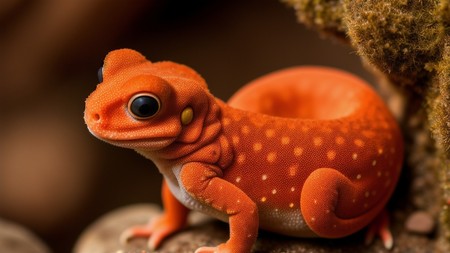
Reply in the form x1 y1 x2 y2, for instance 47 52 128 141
120 215 184 250
365 209 393 249
194 243 231 253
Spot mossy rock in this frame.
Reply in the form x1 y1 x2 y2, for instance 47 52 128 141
283 0 450 250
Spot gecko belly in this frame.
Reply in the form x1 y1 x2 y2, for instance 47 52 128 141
166 165 316 237
165 166 229 223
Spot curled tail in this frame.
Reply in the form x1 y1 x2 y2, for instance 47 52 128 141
300 168 394 238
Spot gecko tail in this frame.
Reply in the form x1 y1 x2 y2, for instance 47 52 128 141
300 168 393 238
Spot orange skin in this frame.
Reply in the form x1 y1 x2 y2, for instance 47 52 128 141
84 49 403 253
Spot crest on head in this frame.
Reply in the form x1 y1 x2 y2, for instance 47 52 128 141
99 48 207 89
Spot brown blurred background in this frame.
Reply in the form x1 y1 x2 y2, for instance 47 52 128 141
0 0 371 252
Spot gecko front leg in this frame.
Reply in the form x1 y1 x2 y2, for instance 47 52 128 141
120 179 189 249
180 162 259 253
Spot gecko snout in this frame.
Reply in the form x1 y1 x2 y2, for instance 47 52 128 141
92 113 101 122
84 109 102 127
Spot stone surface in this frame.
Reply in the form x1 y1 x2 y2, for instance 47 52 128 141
405 211 436 235
0 218 51 253
74 204 436 253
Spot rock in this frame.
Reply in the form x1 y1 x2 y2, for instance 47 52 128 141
74 204 222 253
405 211 435 235
0 218 51 253
74 204 436 253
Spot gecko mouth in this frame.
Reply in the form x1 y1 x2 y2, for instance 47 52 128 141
87 127 177 150
102 137 177 150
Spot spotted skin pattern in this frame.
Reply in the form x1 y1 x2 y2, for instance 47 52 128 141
84 49 403 253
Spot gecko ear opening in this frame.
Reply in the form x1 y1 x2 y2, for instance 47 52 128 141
101 49 148 81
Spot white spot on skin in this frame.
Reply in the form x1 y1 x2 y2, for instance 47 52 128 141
289 203 295 208
262 174 268 181
237 154 246 164
314 199 318 205
241 125 250 135
354 139 365 147
352 153 358 160
232 136 240 145
363 130 376 138
378 148 384 155
267 152 277 163
281 136 290 145
327 150 336 160
272 189 277 194
235 176 241 183
372 160 377 166
291 187 296 192
313 137 323 147
289 165 298 176
223 118 231 126
335 136 345 145
311 217 316 222
253 142 262 152
356 174 362 180
294 147 303 156
265 129 275 138
261 197 267 202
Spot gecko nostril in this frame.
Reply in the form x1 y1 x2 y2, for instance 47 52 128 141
92 113 101 122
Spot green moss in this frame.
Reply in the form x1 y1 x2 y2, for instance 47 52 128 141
440 0 450 30
427 39 450 240
282 0 347 40
344 0 445 92
434 41 450 156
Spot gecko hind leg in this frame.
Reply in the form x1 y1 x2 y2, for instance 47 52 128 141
300 168 390 239
365 209 393 249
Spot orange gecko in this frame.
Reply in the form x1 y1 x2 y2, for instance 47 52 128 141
84 49 403 253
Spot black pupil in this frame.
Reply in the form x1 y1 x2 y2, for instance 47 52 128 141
130 96 159 118
97 67 103 82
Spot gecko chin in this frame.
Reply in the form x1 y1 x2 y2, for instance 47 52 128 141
103 137 177 150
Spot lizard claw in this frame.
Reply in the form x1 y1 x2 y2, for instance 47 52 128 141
365 209 393 249
194 243 233 253
120 215 185 250
119 224 153 245
195 246 218 253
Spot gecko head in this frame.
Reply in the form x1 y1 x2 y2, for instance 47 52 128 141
84 49 213 151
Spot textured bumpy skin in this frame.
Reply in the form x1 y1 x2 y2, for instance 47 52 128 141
84 49 403 253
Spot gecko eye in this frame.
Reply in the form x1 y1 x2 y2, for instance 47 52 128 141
97 67 103 82
128 93 161 120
